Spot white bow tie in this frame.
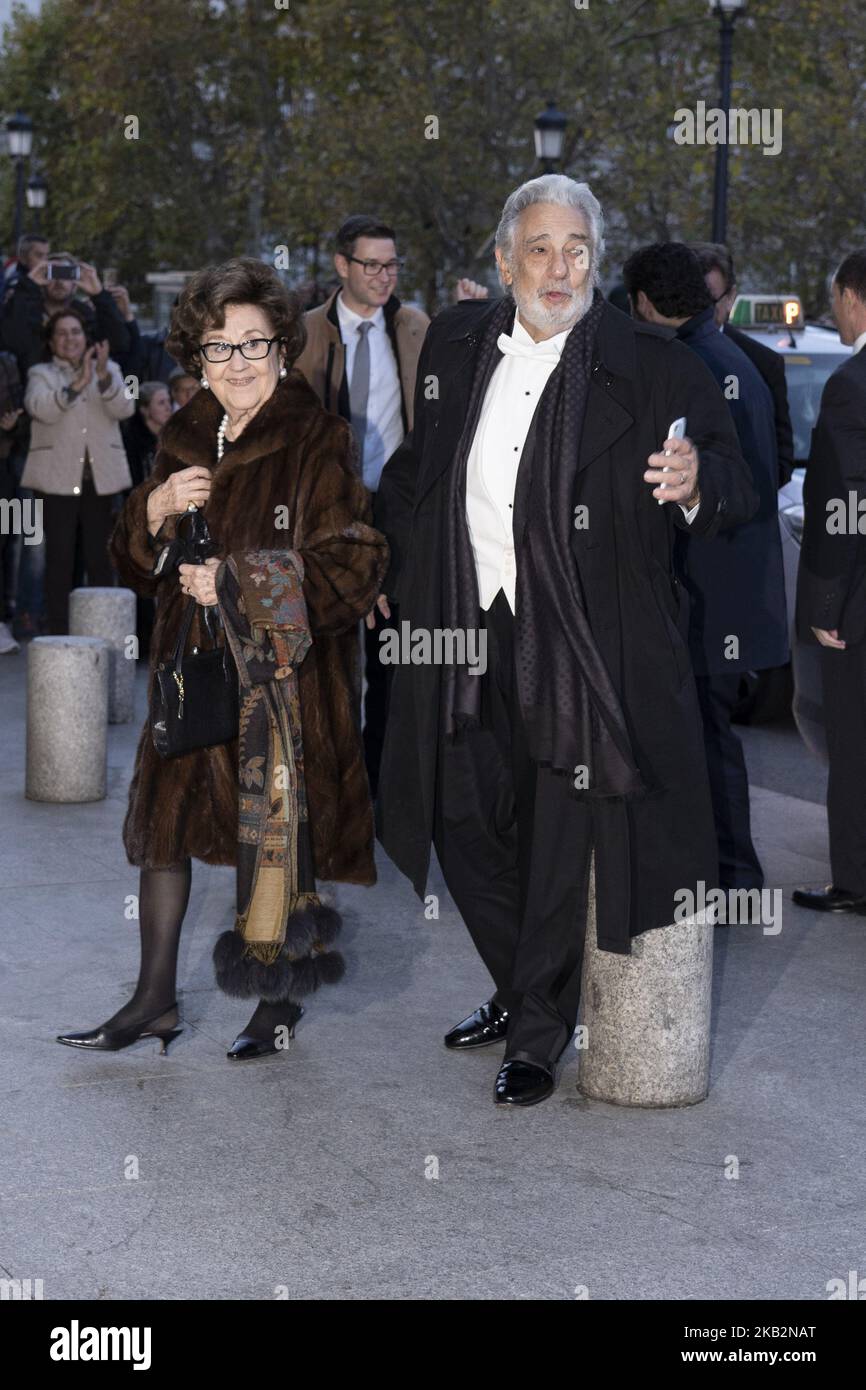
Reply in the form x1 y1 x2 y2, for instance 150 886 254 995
496 331 562 364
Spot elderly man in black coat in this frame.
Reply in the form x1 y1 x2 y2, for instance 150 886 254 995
622 242 788 897
374 176 757 1107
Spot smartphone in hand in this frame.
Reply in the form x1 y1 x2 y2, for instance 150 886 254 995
657 416 687 505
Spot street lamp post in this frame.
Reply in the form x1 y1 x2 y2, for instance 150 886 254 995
6 112 34 248
709 0 746 244
26 174 47 233
534 100 567 175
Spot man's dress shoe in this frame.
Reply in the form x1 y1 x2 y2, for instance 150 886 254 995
792 885 866 914
444 999 509 1050
494 1060 555 1107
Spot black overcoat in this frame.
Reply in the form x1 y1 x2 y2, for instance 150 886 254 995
797 348 866 646
374 299 758 950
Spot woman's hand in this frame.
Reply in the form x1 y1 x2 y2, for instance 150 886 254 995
70 346 96 393
0 407 23 432
94 339 111 382
178 558 220 606
364 593 391 630
146 466 212 535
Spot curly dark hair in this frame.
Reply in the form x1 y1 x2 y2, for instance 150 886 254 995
166 257 307 376
43 305 89 359
621 242 712 320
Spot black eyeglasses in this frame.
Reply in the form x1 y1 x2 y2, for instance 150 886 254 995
347 256 404 278
198 335 283 363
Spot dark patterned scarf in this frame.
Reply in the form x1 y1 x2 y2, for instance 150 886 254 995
212 550 344 1004
444 289 643 796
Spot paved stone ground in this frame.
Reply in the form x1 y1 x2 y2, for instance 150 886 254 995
1 649 863 1301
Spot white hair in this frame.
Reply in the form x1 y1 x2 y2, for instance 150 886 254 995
494 174 605 286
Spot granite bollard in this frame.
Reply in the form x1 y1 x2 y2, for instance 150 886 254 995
69 586 137 723
577 858 714 1106
26 636 110 803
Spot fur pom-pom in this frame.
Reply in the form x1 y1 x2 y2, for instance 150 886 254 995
213 901 345 1002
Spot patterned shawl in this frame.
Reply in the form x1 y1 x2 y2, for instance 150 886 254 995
212 550 343 1002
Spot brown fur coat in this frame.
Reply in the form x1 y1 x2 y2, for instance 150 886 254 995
111 370 388 884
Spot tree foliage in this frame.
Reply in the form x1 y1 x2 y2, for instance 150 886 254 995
0 0 862 316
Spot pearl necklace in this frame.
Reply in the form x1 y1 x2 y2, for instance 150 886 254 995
216 411 230 462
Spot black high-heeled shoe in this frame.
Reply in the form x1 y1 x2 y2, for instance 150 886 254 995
226 1004 304 1061
56 1004 182 1056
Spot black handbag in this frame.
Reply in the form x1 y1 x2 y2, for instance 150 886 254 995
151 596 239 759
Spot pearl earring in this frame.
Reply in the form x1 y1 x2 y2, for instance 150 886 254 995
279 366 287 378
201 376 210 389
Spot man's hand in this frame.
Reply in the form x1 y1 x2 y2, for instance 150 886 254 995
0 407 23 431
178 558 220 606
146 466 213 535
77 261 103 297
645 434 700 508
454 278 489 302
365 593 391 630
107 284 134 322
812 627 846 649
27 260 49 286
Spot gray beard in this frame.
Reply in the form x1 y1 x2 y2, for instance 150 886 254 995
513 279 595 337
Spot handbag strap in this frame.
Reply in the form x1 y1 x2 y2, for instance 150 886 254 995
172 598 197 677
172 596 234 681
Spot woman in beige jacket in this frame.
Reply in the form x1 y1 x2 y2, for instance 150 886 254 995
23 306 134 633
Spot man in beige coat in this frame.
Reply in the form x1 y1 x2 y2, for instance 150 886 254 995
295 215 429 794
23 306 134 632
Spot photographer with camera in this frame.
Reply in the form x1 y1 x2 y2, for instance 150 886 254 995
21 306 134 633
0 252 132 376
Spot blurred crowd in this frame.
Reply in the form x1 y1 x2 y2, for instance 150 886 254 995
0 233 201 655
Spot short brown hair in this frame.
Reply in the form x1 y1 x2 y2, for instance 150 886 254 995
43 305 88 359
166 257 306 376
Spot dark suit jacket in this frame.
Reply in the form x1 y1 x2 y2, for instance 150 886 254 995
678 310 789 676
797 348 866 645
374 298 758 948
725 322 794 484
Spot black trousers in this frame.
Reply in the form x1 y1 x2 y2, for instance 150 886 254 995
821 642 866 895
35 477 116 635
433 589 593 1069
694 672 763 891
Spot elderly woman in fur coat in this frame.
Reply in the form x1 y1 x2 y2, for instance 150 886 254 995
57 257 388 1061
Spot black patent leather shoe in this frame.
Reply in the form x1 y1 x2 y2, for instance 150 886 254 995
444 999 509 1050
494 1060 555 1107
226 1005 304 1061
792 885 866 914
56 1004 181 1056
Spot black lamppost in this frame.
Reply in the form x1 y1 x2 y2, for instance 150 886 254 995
709 0 746 243
26 173 47 233
6 112 33 247
534 100 567 175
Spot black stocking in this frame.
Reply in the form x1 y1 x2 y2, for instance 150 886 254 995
103 860 192 1032
238 997 303 1043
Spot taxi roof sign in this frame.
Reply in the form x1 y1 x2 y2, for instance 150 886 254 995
730 293 804 331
